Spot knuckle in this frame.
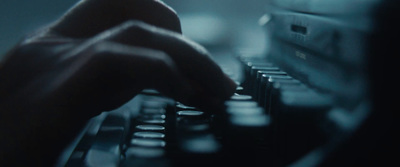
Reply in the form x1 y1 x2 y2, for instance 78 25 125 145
86 42 116 65
156 53 174 68
150 53 175 73
122 20 151 35
90 42 112 54
152 55 170 69
112 20 153 44
153 50 170 61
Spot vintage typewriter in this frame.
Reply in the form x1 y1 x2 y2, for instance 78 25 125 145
57 0 400 166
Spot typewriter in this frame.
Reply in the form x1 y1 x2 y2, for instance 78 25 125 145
57 0 400 166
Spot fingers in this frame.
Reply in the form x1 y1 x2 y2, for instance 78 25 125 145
48 16 236 110
102 21 237 102
48 41 193 112
51 0 181 38
95 42 194 101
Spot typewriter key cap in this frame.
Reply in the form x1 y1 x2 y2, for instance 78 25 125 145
227 107 265 116
139 114 166 120
225 101 258 108
259 77 299 108
136 125 165 131
241 63 275 94
176 103 197 110
236 86 245 94
139 119 166 125
231 94 252 101
253 71 287 99
131 139 166 148
177 110 204 116
134 132 165 139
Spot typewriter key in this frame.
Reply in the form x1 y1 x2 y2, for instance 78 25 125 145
133 132 165 139
131 139 166 148
136 125 165 131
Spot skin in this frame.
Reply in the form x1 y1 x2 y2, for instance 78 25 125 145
0 0 236 166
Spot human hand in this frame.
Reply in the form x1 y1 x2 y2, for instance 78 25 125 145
0 0 236 165
1 0 236 117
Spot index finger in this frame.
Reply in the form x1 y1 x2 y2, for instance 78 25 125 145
104 21 237 101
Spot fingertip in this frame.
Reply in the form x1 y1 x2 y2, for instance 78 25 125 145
222 74 237 100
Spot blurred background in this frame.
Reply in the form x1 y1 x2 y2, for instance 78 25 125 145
0 0 268 59
0 0 77 58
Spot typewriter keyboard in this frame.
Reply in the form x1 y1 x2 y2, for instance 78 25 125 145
63 56 333 167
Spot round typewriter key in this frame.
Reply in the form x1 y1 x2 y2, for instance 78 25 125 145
177 110 204 116
140 119 166 124
126 147 165 158
176 103 197 110
236 86 245 94
139 114 166 120
176 111 208 124
225 101 258 108
230 94 252 101
227 107 265 116
136 125 165 131
134 132 165 139
258 76 297 107
131 139 166 148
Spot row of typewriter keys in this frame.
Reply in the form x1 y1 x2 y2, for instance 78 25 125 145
234 56 333 166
